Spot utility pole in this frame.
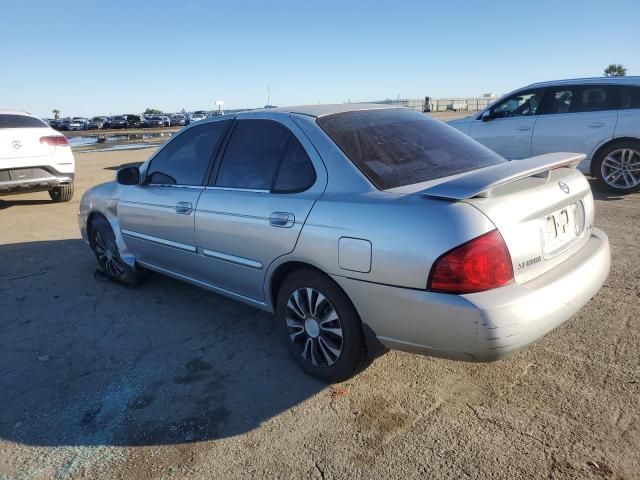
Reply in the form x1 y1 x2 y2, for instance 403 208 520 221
267 84 271 106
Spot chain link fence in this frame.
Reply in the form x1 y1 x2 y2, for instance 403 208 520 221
374 96 496 112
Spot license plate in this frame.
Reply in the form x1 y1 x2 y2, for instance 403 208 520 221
542 203 582 255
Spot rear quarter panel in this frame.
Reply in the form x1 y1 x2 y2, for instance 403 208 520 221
613 108 640 139
289 192 495 290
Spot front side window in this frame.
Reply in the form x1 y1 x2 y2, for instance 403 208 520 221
146 120 229 185
318 108 505 190
490 90 543 118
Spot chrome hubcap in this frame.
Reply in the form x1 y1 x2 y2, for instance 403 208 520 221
601 148 640 189
94 231 124 277
286 287 344 367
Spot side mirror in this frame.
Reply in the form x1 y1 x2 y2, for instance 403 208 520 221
116 166 140 185
481 110 494 122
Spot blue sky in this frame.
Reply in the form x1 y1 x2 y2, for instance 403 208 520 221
1 0 638 118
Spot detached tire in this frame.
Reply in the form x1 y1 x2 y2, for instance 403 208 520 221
89 215 145 286
49 183 74 202
277 269 367 383
592 140 640 193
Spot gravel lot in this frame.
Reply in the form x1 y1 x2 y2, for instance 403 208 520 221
1 134 638 479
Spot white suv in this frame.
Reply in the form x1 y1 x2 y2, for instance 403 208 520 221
448 77 640 192
0 110 75 202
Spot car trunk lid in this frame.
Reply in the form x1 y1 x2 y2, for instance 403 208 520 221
0 127 58 160
417 153 594 284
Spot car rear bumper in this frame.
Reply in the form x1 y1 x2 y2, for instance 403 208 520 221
0 168 74 195
333 228 610 362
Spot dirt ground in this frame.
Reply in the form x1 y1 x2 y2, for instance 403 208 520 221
0 133 638 479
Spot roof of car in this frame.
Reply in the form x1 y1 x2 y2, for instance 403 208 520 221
0 109 31 116
265 103 401 118
525 76 640 89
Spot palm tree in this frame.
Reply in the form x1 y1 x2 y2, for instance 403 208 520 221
52 109 60 120
604 64 627 77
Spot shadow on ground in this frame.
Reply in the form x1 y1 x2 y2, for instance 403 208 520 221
588 178 635 202
0 239 323 447
0 197 55 210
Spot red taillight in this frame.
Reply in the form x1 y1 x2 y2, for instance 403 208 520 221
428 229 513 294
40 135 69 146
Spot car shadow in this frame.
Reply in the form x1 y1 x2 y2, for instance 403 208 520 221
0 198 55 210
588 178 632 201
103 161 143 172
0 239 324 447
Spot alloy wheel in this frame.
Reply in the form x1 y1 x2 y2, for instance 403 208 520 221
94 231 124 277
601 148 640 189
285 287 344 367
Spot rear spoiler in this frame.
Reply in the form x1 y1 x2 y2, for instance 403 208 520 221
419 152 585 201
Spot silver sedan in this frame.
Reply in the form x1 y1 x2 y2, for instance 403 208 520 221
78 104 610 382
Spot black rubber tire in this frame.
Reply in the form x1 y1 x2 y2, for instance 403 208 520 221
592 139 640 193
277 268 367 383
89 215 145 286
49 183 74 202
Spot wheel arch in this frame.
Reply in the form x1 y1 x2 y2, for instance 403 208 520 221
86 208 136 267
267 260 388 358
590 136 640 176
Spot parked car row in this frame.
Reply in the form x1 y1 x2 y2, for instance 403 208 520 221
46 111 224 131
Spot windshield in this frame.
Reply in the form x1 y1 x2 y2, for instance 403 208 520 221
317 108 505 190
113 116 125 120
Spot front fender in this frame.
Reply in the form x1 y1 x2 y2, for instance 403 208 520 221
78 181 136 267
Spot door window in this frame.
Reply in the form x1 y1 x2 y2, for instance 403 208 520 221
146 120 229 185
575 86 610 112
611 86 640 109
489 90 543 118
214 120 294 190
540 85 618 114
272 137 316 193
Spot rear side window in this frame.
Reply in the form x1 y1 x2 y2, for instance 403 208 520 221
215 120 291 190
273 137 316 193
611 86 640 109
146 120 229 185
317 108 505 190
0 114 47 129
576 86 611 112
541 85 621 114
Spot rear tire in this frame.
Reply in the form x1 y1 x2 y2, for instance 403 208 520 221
89 215 145 286
277 269 367 383
593 140 640 193
49 183 74 202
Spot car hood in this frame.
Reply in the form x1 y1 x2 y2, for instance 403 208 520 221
446 115 475 126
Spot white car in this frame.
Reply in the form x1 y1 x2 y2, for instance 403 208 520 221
190 112 207 122
0 110 75 202
68 117 89 131
448 77 640 192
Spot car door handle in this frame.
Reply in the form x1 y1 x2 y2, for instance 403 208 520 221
516 125 531 131
588 122 605 128
269 212 295 228
175 201 193 215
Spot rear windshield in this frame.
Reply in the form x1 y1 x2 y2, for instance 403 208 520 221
317 108 505 189
0 114 47 129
